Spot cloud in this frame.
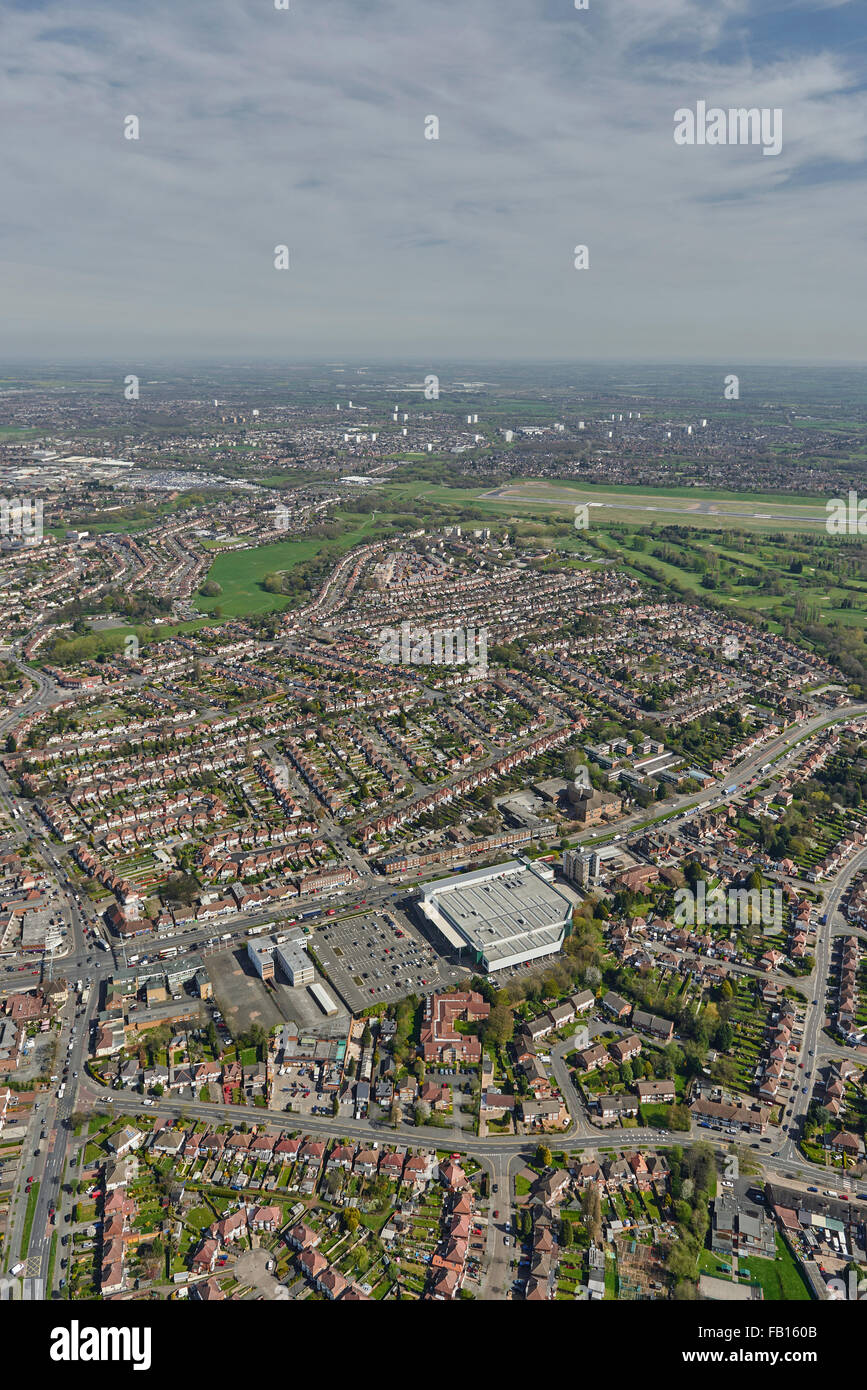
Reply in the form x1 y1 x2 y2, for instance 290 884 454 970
0 0 864 361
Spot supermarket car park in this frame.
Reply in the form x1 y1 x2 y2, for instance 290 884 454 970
312 911 462 1013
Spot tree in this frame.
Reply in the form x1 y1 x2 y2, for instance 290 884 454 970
666 1238 698 1283
690 1204 709 1242
684 1142 716 1198
536 1144 553 1169
559 1219 572 1248
483 1004 514 1049
811 1105 832 1134
710 1056 737 1088
343 1209 359 1233
682 1040 707 1078
673 1198 692 1226
161 872 199 906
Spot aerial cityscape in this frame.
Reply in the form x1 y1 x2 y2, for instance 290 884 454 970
2 362 866 1324
1 0 865 1362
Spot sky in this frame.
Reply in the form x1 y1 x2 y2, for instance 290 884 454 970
2 0 866 363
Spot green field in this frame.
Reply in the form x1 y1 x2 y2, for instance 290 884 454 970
44 617 222 665
194 509 403 616
581 526 867 640
47 518 159 538
21 1179 40 1257
480 479 834 532
195 537 328 616
740 1234 812 1301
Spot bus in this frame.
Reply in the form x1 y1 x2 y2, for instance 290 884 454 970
158 947 178 960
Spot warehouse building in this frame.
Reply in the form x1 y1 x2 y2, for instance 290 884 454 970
308 981 338 1016
415 859 572 973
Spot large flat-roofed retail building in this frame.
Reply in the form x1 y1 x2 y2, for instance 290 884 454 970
416 859 572 973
